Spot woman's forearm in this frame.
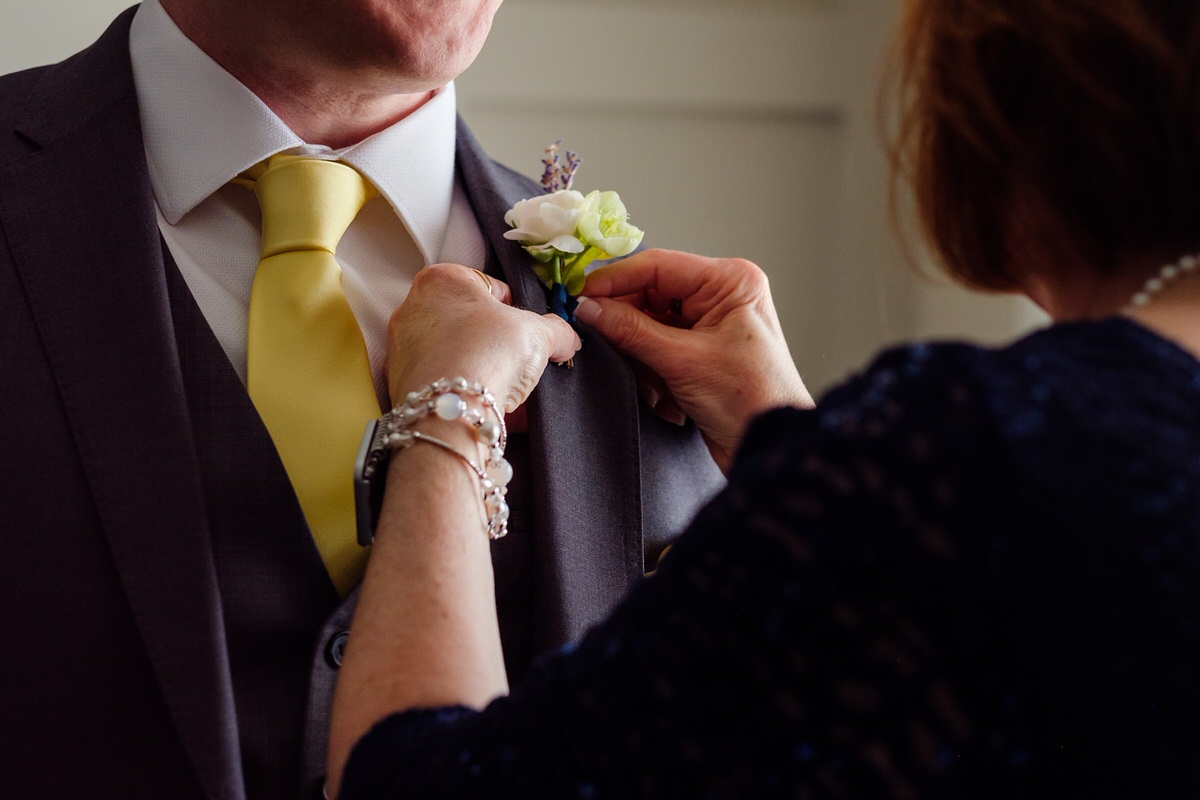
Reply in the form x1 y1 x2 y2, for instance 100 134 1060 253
326 264 579 796
327 419 509 795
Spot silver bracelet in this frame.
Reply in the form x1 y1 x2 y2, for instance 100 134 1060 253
354 377 512 542
403 430 510 539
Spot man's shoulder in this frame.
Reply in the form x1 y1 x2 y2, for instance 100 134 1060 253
454 119 543 204
0 8 136 158
482 155 541 194
0 64 49 123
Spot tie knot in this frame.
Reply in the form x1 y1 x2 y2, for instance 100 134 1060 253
248 155 378 258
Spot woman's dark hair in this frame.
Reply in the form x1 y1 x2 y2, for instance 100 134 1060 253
891 1 1200 290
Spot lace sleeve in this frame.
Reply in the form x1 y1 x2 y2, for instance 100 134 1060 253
337 342 1127 799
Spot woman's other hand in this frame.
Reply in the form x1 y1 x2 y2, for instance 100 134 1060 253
385 263 580 412
577 249 811 472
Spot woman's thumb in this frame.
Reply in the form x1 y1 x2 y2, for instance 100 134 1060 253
575 296 675 365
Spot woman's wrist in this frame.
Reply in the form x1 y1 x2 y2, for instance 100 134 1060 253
381 421 488 533
368 377 513 542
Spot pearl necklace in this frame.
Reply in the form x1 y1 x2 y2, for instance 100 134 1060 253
1122 253 1200 314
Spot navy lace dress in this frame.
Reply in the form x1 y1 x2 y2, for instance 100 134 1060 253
341 319 1200 799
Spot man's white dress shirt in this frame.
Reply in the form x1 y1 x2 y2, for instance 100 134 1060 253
129 0 488 403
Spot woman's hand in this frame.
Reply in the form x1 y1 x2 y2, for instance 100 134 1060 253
576 249 812 472
385 263 580 412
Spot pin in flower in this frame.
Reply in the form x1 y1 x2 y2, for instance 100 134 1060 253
504 141 644 323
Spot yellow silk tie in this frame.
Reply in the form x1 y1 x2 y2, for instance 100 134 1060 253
242 155 381 596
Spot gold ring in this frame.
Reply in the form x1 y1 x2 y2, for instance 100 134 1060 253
472 269 494 294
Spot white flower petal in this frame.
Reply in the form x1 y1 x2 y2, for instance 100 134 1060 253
546 235 586 253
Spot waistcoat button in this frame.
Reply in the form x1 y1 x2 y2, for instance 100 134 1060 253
325 630 350 668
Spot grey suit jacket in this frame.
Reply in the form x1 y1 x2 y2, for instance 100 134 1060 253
0 7 723 799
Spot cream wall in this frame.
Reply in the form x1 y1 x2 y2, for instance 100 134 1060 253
0 0 1046 393
0 0 131 69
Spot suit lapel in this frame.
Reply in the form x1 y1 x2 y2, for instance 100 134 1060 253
456 122 644 645
0 12 243 799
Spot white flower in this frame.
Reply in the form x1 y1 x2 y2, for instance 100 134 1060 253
502 190 589 256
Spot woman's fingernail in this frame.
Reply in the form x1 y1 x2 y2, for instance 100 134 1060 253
574 296 599 324
640 384 661 408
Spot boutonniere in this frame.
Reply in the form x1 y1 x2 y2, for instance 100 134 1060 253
504 141 644 323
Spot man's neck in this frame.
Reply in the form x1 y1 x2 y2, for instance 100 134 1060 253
158 0 437 148
233 69 436 148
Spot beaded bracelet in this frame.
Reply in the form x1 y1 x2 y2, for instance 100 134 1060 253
354 377 512 543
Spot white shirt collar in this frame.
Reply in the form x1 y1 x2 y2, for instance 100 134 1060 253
128 0 459 263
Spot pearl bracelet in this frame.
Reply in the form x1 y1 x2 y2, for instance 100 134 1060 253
354 378 512 543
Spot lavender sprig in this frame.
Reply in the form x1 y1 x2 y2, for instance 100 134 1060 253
540 140 582 193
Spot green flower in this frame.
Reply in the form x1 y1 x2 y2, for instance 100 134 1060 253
577 190 644 261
